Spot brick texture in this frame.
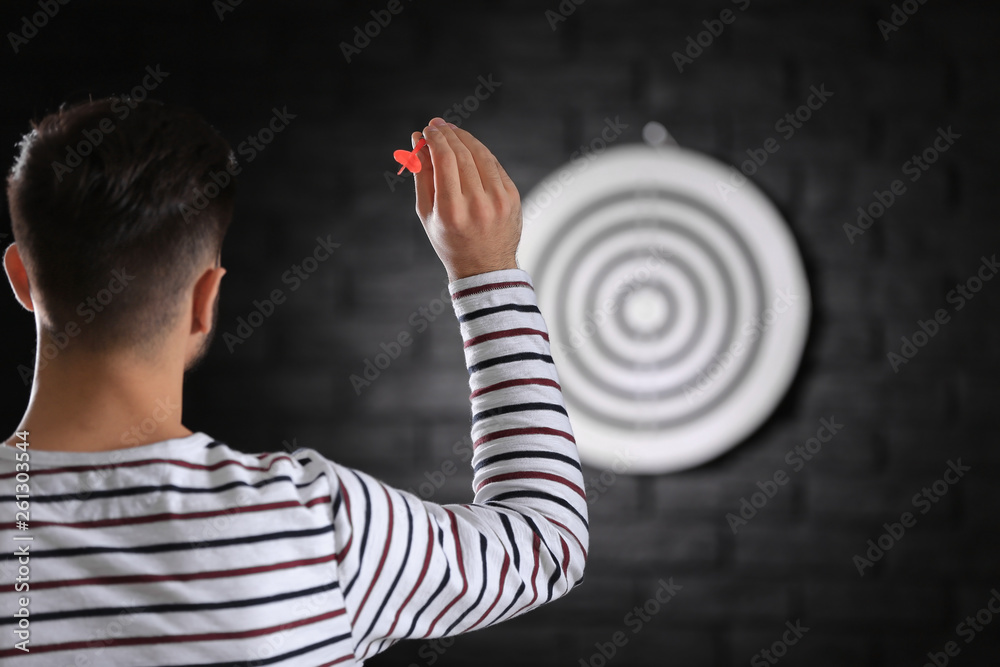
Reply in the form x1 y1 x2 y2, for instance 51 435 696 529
0 1 996 665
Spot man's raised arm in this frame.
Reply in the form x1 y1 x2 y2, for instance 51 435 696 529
315 118 588 661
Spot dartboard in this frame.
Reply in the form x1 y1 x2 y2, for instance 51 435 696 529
517 143 810 474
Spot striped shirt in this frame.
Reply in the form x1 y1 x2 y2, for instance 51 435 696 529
0 268 589 666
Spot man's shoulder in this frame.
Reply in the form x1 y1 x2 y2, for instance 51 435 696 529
200 436 344 484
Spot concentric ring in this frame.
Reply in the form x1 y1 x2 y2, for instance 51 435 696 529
585 245 709 372
613 279 678 341
517 144 811 473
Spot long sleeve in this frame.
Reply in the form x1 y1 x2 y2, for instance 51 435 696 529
320 268 589 662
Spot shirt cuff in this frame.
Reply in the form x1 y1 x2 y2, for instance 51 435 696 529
447 268 535 306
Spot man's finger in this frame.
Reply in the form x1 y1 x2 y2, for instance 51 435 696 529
448 125 506 202
412 132 434 218
495 157 520 203
433 120 483 197
423 120 461 209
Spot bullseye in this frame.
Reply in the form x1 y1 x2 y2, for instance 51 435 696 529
623 287 669 335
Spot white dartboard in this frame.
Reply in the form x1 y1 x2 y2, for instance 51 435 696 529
517 140 811 474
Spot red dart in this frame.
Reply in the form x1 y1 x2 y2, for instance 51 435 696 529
394 137 427 175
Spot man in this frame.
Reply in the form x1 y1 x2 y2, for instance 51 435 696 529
0 100 588 664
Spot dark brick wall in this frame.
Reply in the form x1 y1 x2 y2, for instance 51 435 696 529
1 1 997 665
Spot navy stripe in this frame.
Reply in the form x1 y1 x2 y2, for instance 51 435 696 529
474 450 582 473
499 513 519 570
472 402 568 424
332 485 343 518
487 491 588 529
0 472 328 504
487 501 544 625
482 501 565 606
1 580 339 626
400 522 448 639
544 562 561 604
491 581 525 627
204 440 226 449
459 303 540 322
469 352 553 373
152 632 354 667
444 533 490 634
373 637 398 660
357 493 414 649
0 524 335 562
403 525 450 639
522 515 563 603
343 469 373 597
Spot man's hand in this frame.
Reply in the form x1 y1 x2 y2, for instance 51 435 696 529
412 117 522 282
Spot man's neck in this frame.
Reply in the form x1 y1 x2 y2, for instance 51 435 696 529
5 349 191 453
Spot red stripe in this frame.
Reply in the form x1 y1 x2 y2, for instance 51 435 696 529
469 552 510 630
0 608 346 658
476 471 586 500
352 484 394 626
551 518 588 560
452 280 532 300
317 656 355 667
512 534 542 618
2 552 339 594
1 496 331 532
474 427 576 449
560 535 570 577
470 377 561 398
0 454 296 480
335 482 353 562
423 511 468 638
385 519 435 637
464 328 549 348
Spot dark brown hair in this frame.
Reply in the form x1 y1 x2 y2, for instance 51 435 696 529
6 97 237 356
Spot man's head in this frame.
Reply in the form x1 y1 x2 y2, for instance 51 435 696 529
4 97 237 371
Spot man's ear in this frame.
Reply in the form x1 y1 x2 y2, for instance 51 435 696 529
3 243 35 312
191 265 226 335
